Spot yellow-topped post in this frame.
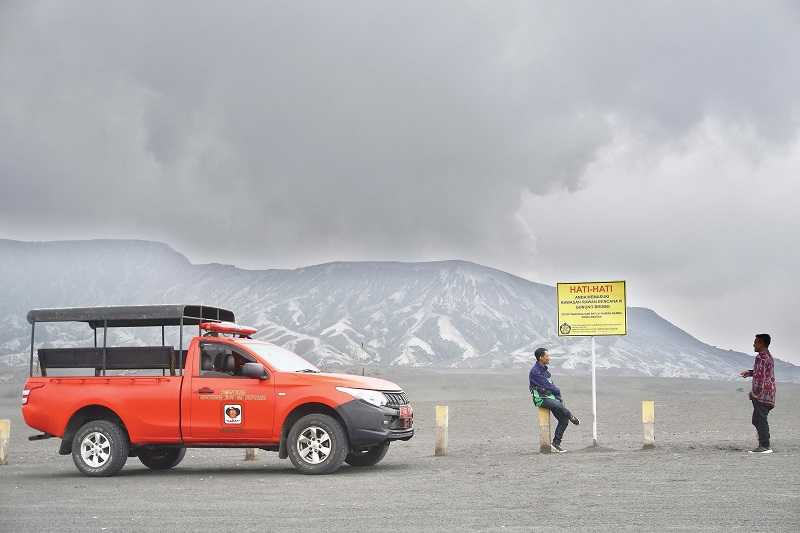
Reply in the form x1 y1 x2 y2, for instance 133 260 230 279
642 400 655 449
0 419 10 465
537 408 552 453
435 405 448 456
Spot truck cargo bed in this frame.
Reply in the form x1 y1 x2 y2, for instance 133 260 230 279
37 346 187 375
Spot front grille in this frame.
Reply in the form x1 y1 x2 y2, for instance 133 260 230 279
384 391 410 407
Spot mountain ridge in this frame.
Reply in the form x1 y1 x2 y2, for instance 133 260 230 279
1 239 797 382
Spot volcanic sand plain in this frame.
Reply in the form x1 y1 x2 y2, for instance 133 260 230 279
1 370 799 532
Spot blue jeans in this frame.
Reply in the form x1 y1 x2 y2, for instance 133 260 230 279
540 397 573 445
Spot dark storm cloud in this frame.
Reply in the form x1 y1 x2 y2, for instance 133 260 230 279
1 1 799 357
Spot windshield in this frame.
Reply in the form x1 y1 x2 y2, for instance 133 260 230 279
238 341 320 372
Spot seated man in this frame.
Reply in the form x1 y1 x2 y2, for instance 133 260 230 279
529 347 579 452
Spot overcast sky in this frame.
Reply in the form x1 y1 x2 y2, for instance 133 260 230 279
1 1 798 361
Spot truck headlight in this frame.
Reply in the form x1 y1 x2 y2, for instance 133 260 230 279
336 387 388 407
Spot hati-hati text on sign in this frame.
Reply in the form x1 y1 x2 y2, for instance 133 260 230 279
556 281 627 336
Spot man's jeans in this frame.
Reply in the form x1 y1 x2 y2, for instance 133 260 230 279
539 397 573 445
751 399 773 448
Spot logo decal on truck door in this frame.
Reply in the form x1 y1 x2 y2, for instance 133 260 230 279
224 404 242 424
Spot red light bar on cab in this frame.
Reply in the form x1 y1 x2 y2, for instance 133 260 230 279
200 321 257 336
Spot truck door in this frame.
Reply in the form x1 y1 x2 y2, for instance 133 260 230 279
186 341 274 442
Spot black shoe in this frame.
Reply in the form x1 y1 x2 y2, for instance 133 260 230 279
551 443 567 453
748 447 773 454
570 416 580 425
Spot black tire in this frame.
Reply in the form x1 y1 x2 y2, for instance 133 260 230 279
71 419 129 477
287 413 348 475
137 446 186 470
345 441 390 467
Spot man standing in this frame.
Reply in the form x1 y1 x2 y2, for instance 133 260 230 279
739 334 776 454
529 348 579 453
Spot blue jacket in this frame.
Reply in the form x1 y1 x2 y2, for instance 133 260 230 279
529 362 561 398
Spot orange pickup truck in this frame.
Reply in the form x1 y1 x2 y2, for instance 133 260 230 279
22 305 413 476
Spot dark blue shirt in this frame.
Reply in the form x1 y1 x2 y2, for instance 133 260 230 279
529 361 561 398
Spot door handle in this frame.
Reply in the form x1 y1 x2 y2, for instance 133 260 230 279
197 387 214 394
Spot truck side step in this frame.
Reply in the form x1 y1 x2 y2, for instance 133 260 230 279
28 433 53 441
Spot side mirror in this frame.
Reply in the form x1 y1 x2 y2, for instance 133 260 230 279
241 362 268 380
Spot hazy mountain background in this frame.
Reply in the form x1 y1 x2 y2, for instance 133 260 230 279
1 239 797 383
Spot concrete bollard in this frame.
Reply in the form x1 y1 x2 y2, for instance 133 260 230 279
537 408 552 453
0 419 9 465
434 405 448 456
642 400 655 449
244 448 256 461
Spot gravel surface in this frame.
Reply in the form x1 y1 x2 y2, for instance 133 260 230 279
1 370 799 532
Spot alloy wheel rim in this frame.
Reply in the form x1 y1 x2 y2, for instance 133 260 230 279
296 426 332 464
80 431 111 468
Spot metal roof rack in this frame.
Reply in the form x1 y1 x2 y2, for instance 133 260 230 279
27 304 235 328
27 304 235 377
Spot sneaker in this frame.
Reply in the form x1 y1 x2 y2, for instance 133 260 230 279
551 443 567 453
570 416 580 425
748 447 774 454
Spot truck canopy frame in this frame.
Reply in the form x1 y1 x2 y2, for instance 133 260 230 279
27 305 235 377
27 305 234 329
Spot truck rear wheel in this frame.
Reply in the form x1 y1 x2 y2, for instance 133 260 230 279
137 446 186 470
345 441 390 467
71 420 129 477
287 413 348 475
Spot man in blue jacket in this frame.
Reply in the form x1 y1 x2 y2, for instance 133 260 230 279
529 347 580 452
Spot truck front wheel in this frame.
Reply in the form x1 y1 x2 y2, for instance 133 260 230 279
137 446 186 471
71 420 129 477
287 414 348 475
345 441 390 467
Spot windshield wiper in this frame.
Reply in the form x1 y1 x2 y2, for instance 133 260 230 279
295 369 320 373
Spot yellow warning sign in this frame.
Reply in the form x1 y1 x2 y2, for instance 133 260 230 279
556 281 626 336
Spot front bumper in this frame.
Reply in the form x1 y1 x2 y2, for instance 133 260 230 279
336 399 414 447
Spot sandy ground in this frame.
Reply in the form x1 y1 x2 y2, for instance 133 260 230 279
1 369 799 532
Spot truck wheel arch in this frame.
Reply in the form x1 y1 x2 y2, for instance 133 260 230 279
278 403 346 459
59 405 131 456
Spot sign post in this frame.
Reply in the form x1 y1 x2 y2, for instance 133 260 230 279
557 281 626 447
591 336 597 446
